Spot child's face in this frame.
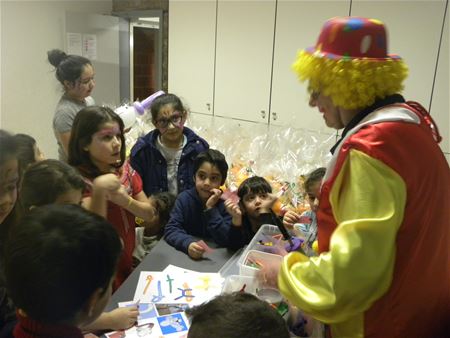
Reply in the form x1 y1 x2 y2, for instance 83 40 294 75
306 180 321 212
194 162 222 202
153 104 186 145
85 122 122 172
54 188 83 206
84 276 114 327
241 191 271 219
0 159 19 224
65 64 95 101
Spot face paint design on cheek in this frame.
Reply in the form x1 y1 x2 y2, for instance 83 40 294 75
94 126 121 139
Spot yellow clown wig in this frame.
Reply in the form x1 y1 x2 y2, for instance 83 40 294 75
293 17 409 110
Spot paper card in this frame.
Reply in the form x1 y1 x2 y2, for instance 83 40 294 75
105 313 189 337
134 270 224 306
197 240 214 253
220 189 239 204
104 331 125 338
157 313 189 335
118 301 158 326
155 303 190 316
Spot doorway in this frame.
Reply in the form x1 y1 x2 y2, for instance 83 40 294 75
130 18 162 101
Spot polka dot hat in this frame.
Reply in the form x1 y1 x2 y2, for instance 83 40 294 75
305 17 402 61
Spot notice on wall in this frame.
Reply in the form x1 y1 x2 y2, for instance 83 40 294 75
82 34 97 60
66 32 82 56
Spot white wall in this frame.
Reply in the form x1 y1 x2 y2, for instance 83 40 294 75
0 0 112 159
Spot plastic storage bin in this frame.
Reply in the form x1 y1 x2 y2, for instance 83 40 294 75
239 249 283 277
222 274 260 295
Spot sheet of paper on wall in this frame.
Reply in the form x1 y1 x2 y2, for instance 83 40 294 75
67 33 82 56
82 34 97 60
133 267 224 306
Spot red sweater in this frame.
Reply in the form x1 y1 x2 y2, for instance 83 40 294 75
83 162 143 291
14 315 83 338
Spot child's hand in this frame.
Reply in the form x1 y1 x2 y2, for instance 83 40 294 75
93 173 121 195
260 193 278 213
205 188 222 209
108 185 130 207
224 199 242 226
283 210 301 229
188 242 205 260
107 306 139 330
257 256 282 289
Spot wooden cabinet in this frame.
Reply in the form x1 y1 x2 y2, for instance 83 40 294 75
214 0 276 122
270 0 350 132
168 0 216 115
352 0 449 156
168 0 449 152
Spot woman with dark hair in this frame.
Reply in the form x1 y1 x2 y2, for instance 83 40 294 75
48 49 95 161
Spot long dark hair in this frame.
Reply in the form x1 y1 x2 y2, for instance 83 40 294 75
68 106 126 179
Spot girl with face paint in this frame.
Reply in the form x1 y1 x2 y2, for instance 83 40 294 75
130 93 209 197
68 106 157 291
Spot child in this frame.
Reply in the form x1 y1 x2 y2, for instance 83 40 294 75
283 167 325 250
19 159 85 210
133 191 176 265
68 106 156 290
13 133 45 179
186 292 290 338
4 204 122 338
0 130 19 338
18 159 139 333
224 176 279 247
164 149 241 259
130 93 209 196
48 49 95 162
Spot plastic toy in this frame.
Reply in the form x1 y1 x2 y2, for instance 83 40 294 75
115 90 165 130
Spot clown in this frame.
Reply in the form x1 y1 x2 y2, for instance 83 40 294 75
274 17 450 337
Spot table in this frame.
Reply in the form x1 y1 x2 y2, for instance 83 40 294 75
105 239 240 311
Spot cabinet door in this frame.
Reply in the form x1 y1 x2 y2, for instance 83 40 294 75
214 0 276 122
168 0 216 115
351 0 446 124
270 0 350 131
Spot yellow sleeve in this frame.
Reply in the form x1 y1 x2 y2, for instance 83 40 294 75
278 149 407 323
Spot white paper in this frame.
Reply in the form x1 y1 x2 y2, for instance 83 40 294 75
133 268 224 306
66 32 82 56
82 34 97 60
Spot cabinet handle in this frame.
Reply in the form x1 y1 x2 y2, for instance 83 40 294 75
272 112 277 121
261 110 266 119
206 103 211 111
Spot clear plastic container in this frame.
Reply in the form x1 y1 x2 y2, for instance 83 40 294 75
239 249 283 277
221 274 260 295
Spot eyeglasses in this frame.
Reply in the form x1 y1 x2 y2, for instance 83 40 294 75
155 112 184 129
